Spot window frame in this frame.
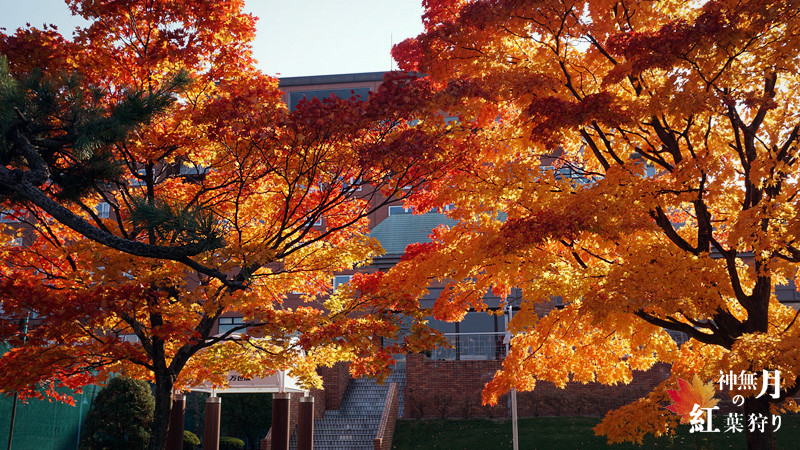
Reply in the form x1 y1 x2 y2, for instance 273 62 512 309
332 275 353 291
218 316 246 335
388 206 413 216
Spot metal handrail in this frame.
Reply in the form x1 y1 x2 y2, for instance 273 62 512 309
431 331 507 361
373 382 398 450
441 332 505 336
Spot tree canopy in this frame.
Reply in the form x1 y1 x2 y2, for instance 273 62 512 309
0 1 448 449
378 1 800 449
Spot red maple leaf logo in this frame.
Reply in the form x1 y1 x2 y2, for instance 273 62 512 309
666 375 719 423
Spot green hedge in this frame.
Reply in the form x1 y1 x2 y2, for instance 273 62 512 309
219 436 245 450
182 430 200 450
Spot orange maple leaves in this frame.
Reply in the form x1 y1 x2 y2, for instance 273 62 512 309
389 0 800 446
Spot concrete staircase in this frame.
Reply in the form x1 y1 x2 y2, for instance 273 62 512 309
290 369 405 449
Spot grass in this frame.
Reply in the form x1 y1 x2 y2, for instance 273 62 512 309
391 415 800 449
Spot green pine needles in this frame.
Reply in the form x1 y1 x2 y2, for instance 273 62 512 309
129 195 225 253
0 54 190 202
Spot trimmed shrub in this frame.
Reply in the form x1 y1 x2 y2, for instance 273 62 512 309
183 430 200 450
219 436 245 450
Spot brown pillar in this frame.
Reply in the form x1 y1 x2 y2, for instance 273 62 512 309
297 396 314 450
271 393 291 450
165 393 185 450
203 396 222 450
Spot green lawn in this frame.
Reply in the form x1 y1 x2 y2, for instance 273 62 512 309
391 416 800 449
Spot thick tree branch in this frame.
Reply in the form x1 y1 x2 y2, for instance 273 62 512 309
0 167 218 259
634 310 734 348
649 206 699 254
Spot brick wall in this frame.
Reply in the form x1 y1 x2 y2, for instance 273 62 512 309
259 428 270 450
316 361 351 412
404 353 671 419
515 364 671 416
405 353 506 419
260 354 671 449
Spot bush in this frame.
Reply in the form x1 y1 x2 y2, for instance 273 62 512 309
79 377 155 450
183 430 200 450
219 436 245 450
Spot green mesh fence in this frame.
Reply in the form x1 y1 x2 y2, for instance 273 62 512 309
0 384 99 450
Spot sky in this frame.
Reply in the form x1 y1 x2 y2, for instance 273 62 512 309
0 0 425 77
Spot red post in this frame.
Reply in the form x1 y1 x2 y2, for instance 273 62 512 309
271 393 291 450
203 396 221 450
297 396 314 450
165 393 185 450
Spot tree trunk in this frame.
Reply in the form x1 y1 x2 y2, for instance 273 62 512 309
149 372 176 450
744 396 777 450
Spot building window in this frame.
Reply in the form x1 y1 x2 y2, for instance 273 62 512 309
388 206 413 216
332 275 353 291
288 88 371 111
667 330 689 346
96 202 111 219
428 311 504 361
179 163 208 176
218 317 245 334
345 178 363 192
130 169 147 187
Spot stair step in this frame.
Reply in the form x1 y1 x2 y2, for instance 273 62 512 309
289 369 406 450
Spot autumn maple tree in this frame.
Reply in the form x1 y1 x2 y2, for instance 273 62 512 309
375 0 800 449
0 1 447 449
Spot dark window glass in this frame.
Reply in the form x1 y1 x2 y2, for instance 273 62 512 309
289 88 371 111
459 312 496 333
426 316 456 334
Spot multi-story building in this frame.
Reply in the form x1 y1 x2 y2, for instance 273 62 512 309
241 72 675 446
